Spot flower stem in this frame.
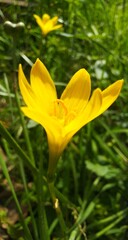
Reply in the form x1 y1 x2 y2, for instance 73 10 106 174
36 158 50 240
48 181 68 238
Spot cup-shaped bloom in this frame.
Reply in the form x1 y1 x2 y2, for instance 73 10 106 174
33 13 62 36
19 59 123 181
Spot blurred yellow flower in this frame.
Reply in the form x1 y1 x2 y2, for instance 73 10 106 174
19 59 123 180
33 13 62 36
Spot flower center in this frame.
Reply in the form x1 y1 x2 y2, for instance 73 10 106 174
53 99 68 119
50 99 76 125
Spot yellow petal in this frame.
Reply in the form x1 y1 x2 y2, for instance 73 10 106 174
51 16 58 25
30 59 57 111
43 22 53 34
98 79 124 115
50 24 63 30
65 88 102 137
44 21 62 34
42 14 50 23
21 106 62 135
61 69 91 114
33 14 43 28
21 107 64 176
18 64 36 108
48 89 102 164
33 14 47 34
34 14 62 35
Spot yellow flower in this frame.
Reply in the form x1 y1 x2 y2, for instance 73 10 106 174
33 13 62 36
19 59 123 180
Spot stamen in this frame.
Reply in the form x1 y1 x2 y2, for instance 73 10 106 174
49 99 76 125
65 111 76 124
53 99 68 119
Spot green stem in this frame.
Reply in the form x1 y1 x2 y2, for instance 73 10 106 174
36 159 50 240
48 181 67 238
39 38 47 59
55 187 77 210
